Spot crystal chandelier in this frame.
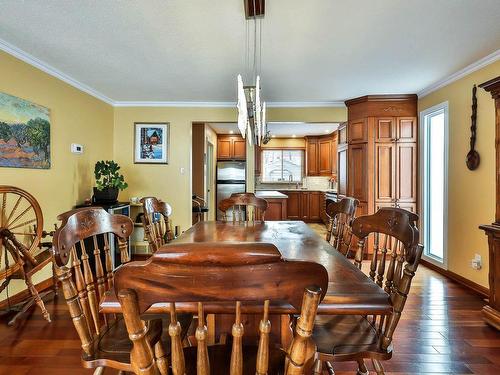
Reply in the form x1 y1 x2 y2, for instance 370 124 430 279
237 0 269 146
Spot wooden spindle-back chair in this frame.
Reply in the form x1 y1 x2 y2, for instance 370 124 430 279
325 197 359 257
114 242 329 375
141 197 174 252
312 207 423 375
218 193 268 222
53 207 167 374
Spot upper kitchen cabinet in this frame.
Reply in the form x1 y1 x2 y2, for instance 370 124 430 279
306 137 319 175
306 132 338 176
217 135 247 160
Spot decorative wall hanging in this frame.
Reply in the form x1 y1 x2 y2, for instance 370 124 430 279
0 92 50 169
134 122 169 164
466 84 480 170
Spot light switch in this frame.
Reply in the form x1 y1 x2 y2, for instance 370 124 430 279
180 167 185 175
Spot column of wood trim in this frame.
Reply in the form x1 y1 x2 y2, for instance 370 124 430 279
196 302 210 375
56 266 94 357
285 287 321 375
117 289 158 375
230 301 243 375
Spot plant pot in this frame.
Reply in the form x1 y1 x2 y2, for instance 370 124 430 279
93 187 119 204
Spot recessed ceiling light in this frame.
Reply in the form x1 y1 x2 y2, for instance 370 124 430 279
229 130 234 134
324 129 330 133
292 134 296 138
272 134 276 138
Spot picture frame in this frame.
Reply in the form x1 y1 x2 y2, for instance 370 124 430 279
134 122 169 164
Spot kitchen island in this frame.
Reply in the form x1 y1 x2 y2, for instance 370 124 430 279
255 190 288 220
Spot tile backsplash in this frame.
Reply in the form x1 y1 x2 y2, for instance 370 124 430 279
256 176 336 190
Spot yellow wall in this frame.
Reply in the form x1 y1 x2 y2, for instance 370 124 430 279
0 51 114 299
113 107 346 232
261 138 306 148
418 60 500 288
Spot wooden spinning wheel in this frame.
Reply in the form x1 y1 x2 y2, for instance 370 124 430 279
0 185 54 325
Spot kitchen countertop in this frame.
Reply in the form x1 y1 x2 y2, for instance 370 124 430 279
255 190 289 199
256 188 337 193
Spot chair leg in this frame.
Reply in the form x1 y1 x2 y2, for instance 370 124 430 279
325 361 335 375
312 358 322 375
371 359 385 375
154 340 169 375
356 359 369 375
93 367 105 375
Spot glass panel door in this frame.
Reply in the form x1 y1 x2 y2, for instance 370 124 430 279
421 102 449 266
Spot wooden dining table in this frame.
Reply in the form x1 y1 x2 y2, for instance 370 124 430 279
100 220 391 345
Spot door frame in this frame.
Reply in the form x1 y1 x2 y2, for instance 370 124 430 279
419 101 450 269
206 140 214 220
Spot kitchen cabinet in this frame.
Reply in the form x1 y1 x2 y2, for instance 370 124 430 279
308 191 322 221
306 132 338 176
347 143 368 202
300 192 310 221
285 191 301 220
331 133 338 175
343 95 418 254
280 191 322 222
254 144 261 176
319 138 332 175
217 135 246 160
306 138 319 176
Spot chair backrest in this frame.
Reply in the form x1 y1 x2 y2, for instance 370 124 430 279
325 197 359 257
53 207 133 357
114 242 329 375
140 196 174 252
218 193 268 222
351 207 423 351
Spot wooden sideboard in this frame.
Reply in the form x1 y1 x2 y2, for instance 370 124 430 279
479 75 500 330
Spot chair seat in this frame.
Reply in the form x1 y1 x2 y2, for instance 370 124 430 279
183 344 287 375
313 315 392 362
82 317 163 370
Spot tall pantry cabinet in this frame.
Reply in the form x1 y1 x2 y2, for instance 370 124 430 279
339 95 418 235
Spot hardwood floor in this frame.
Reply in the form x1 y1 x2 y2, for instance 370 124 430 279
0 244 499 373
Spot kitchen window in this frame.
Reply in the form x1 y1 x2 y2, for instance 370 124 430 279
261 149 304 182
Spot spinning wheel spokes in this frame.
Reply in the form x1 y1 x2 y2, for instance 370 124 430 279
0 186 43 279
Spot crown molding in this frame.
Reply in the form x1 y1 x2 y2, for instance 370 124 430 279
0 38 115 105
418 49 500 98
266 101 345 108
113 101 235 108
113 100 346 108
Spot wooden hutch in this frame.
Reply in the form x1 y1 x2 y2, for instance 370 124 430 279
479 75 500 330
338 94 418 218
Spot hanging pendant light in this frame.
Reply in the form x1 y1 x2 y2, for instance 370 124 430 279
236 0 269 146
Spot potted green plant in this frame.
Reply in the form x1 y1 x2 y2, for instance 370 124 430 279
93 160 128 203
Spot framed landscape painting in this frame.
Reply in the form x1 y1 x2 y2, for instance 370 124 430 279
134 122 169 164
0 92 51 169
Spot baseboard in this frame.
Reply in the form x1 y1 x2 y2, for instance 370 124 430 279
0 277 55 310
421 259 489 298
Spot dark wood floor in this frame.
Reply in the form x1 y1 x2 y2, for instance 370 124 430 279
0 264 499 374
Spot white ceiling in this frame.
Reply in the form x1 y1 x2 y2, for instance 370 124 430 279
1 0 499 104
209 122 338 137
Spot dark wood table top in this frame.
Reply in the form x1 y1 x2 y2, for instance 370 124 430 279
100 221 391 315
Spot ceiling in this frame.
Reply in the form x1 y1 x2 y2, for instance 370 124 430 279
1 0 499 104
209 122 338 137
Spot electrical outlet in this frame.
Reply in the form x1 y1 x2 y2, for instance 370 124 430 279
471 253 482 270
